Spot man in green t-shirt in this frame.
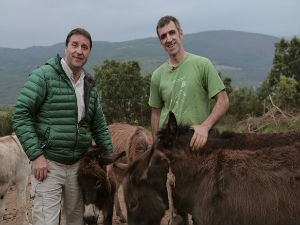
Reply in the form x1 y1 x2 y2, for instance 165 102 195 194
149 15 229 150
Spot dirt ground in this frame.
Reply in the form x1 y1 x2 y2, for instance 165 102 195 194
3 182 176 225
2 182 32 225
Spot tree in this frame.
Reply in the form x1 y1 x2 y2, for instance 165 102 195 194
228 87 262 120
139 73 152 125
223 76 233 95
256 37 300 109
275 76 299 110
94 60 150 125
268 37 300 89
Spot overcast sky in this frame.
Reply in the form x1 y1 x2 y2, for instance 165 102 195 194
1 0 299 49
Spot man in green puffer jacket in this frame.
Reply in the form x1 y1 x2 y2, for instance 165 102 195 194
12 28 114 225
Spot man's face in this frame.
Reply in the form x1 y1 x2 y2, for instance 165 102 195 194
65 34 91 71
157 21 183 57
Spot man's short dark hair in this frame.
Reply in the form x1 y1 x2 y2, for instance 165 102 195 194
156 16 181 39
65 28 92 49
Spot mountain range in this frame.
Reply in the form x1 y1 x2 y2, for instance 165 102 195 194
0 30 280 105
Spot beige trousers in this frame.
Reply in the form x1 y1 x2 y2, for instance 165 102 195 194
30 159 84 225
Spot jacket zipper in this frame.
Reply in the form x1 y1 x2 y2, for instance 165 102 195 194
58 56 93 163
66 77 78 163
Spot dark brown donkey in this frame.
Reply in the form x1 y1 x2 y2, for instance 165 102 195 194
117 112 300 225
78 145 125 225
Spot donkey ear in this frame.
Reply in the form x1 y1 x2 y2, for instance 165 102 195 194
113 162 129 177
98 151 126 165
167 111 178 136
129 146 155 183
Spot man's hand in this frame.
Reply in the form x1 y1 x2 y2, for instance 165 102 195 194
189 124 209 151
32 155 49 182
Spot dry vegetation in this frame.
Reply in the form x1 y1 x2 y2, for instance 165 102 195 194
239 107 300 133
222 97 300 134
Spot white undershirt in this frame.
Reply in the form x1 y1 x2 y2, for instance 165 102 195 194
61 58 85 122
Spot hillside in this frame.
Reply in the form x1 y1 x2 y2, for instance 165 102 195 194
0 30 280 105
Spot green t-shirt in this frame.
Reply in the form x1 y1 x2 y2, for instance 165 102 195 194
149 53 225 128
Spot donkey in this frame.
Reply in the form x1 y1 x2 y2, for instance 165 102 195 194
117 112 300 225
108 123 152 222
0 134 31 225
77 145 125 225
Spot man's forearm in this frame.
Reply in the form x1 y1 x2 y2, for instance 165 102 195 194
201 90 229 130
151 108 161 141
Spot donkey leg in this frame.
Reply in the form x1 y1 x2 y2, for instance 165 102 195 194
0 191 8 225
114 186 126 223
174 212 189 225
102 203 114 225
16 176 30 225
102 191 116 225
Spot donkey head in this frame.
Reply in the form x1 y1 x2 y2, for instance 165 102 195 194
78 145 125 225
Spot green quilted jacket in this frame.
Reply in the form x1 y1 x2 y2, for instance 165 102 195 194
12 55 114 165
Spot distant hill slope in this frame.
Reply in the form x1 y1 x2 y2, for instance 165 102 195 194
0 30 280 105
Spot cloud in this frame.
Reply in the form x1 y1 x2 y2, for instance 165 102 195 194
0 0 299 48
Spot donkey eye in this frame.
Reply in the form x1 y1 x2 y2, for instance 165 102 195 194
128 200 138 210
126 196 139 211
95 180 102 189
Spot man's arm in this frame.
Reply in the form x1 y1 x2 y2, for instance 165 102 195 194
190 90 229 150
12 69 49 181
151 107 161 143
90 90 114 177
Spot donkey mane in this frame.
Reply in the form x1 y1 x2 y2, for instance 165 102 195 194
78 147 107 180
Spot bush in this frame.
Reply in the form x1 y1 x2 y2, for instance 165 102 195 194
0 108 13 136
